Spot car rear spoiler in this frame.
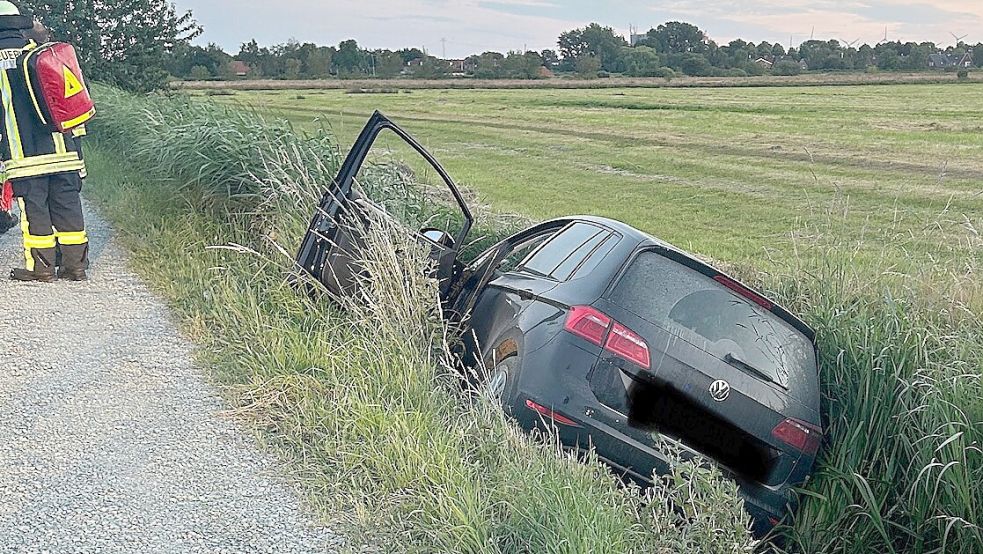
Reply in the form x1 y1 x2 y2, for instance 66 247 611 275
650 245 817 343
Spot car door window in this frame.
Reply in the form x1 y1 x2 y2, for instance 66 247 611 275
498 232 557 273
519 222 609 281
568 234 619 280
352 128 467 247
552 231 613 281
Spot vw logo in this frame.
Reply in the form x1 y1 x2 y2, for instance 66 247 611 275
709 380 731 402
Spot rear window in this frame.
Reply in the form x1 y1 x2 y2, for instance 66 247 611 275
609 251 815 388
520 222 613 281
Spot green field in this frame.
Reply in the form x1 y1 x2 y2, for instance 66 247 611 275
94 84 983 553
214 84 982 307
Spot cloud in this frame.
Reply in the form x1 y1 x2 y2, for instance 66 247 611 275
174 0 982 55
648 0 982 45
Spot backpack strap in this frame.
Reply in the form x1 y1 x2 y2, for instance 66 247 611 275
18 41 47 125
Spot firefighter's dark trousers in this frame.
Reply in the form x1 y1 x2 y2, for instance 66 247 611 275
13 172 88 273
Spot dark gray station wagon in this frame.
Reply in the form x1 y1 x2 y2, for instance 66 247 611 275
295 112 823 536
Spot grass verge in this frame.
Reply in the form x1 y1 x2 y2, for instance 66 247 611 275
85 86 755 552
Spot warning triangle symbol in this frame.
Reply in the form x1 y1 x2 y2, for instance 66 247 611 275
63 66 84 98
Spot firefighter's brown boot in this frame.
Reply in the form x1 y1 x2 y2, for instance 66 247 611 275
58 267 87 281
10 267 56 282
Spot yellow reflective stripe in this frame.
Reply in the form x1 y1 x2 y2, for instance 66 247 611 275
6 152 81 169
53 132 67 154
20 46 47 125
56 230 87 246
24 234 56 248
1 70 23 160
7 160 85 179
60 107 95 130
17 198 33 271
72 124 87 137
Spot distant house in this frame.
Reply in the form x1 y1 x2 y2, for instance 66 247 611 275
754 57 774 68
929 52 974 69
230 60 250 77
929 53 949 68
443 58 469 75
402 57 425 75
798 59 810 71
403 57 473 76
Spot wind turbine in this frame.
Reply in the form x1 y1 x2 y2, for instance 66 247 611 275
877 27 890 45
950 32 968 46
837 38 860 58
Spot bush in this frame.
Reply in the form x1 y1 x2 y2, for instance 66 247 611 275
958 69 970 81
772 60 802 76
654 66 675 81
678 53 713 76
189 65 212 81
575 55 602 79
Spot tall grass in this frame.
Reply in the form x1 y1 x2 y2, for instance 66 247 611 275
753 201 983 553
88 85 982 553
87 85 755 552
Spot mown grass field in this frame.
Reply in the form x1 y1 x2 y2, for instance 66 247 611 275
211 84 982 308
90 84 982 552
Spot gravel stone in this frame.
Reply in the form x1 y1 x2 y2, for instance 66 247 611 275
0 200 343 553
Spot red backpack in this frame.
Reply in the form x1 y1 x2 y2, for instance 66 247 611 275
19 42 95 132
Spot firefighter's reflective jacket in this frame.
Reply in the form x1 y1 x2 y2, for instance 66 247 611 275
0 28 85 182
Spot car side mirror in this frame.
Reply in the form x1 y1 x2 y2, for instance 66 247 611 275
421 228 455 249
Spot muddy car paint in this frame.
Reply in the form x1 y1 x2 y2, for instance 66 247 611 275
295 112 824 537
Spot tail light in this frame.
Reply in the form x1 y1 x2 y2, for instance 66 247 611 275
564 306 611 346
564 306 650 369
772 418 822 455
525 399 581 427
605 323 651 369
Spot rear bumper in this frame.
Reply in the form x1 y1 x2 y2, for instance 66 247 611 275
509 336 795 536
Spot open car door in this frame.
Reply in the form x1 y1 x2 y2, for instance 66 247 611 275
295 111 474 298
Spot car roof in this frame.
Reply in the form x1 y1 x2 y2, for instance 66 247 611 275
553 215 817 342
557 215 685 251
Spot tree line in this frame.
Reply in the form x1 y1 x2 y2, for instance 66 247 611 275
171 22 981 82
11 1 983 92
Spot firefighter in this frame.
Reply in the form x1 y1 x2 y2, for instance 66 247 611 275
0 2 88 282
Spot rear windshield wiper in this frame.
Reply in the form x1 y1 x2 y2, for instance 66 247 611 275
724 354 787 389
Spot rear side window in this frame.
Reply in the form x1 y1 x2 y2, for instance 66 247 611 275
520 222 613 281
609 251 815 389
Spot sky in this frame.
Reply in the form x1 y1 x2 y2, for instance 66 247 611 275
171 0 983 57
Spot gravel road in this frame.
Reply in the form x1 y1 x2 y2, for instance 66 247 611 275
0 200 342 553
